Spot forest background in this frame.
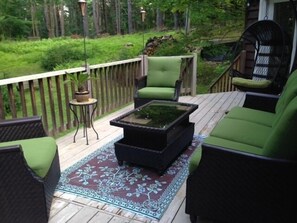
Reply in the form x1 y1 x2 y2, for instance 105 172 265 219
0 0 246 92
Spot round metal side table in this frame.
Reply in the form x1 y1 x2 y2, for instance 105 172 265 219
69 98 99 145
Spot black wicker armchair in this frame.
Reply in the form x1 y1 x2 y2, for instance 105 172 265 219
0 116 60 223
134 56 183 108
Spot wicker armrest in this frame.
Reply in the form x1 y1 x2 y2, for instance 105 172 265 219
174 79 183 100
0 116 46 142
135 76 147 89
243 92 280 113
134 76 148 97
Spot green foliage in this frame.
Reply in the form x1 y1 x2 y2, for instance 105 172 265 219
0 16 31 39
41 44 84 71
197 57 229 94
0 86 21 115
0 31 173 78
202 44 229 57
64 72 90 92
153 40 188 56
153 33 190 56
189 0 245 40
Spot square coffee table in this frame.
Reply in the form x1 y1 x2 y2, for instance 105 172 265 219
110 100 198 174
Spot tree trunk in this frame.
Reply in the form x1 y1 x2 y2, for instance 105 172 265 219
115 0 121 34
30 0 39 37
102 0 108 33
53 3 59 37
59 1 65 36
127 0 133 33
92 0 100 37
44 0 52 38
174 12 178 30
185 7 191 35
156 8 163 31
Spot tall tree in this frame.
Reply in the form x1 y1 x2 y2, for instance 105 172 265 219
92 0 102 36
127 0 133 33
115 0 121 34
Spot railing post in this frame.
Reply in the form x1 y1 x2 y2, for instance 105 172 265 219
191 53 197 96
140 54 148 77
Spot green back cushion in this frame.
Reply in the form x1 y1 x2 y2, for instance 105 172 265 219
264 96 297 159
274 69 297 125
0 137 57 178
146 56 182 87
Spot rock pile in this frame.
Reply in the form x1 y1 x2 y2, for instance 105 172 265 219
142 35 176 55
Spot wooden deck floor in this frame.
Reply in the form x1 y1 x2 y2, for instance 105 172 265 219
50 91 245 223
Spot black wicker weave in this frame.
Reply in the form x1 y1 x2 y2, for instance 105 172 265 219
0 116 60 223
230 20 292 94
186 144 297 223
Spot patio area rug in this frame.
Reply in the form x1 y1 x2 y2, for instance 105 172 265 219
57 135 202 220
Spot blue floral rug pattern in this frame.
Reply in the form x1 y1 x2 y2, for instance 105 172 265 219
57 135 201 220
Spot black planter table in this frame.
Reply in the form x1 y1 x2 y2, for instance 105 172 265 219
110 100 198 174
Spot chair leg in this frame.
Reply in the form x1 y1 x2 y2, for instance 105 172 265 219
190 214 197 223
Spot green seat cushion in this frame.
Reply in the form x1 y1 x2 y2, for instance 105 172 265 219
209 118 271 148
137 87 175 99
0 137 57 178
232 78 272 88
189 137 264 173
204 136 264 155
264 96 297 160
146 56 182 87
225 106 275 127
188 146 202 173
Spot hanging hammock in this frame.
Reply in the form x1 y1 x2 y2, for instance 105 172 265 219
230 19 292 94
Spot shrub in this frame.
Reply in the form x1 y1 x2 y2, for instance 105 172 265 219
41 44 84 71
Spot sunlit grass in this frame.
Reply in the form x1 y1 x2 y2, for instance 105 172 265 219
0 31 174 78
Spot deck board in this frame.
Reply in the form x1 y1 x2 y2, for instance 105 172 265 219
50 92 245 223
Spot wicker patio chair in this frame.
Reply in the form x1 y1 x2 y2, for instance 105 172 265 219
0 116 60 223
230 20 292 94
134 56 183 108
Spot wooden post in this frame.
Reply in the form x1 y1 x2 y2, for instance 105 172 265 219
191 53 197 96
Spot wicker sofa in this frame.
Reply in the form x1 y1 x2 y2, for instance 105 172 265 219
0 116 60 223
186 70 297 223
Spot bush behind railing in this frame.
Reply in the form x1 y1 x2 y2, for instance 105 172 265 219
0 55 196 137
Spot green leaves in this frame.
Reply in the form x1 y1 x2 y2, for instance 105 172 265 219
65 72 90 92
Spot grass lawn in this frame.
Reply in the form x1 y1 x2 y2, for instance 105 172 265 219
0 31 174 79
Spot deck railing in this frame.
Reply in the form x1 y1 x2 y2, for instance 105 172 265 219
0 54 197 136
209 50 246 93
